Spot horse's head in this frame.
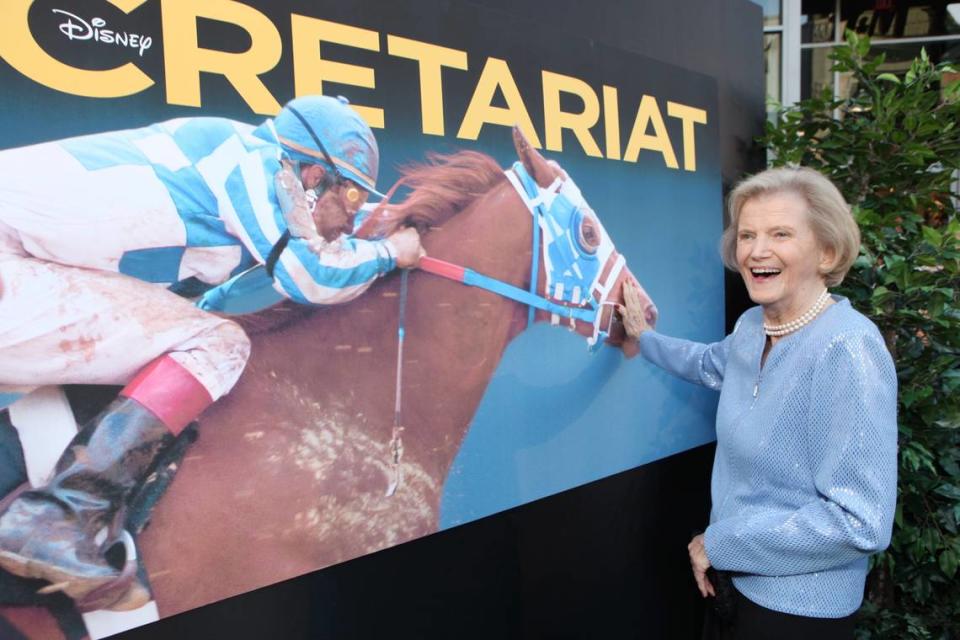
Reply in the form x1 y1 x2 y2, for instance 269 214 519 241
354 129 658 355
509 128 658 353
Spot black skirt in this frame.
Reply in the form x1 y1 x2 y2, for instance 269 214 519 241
702 584 857 640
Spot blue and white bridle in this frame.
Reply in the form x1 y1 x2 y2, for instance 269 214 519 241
420 162 626 350
507 161 626 346
394 161 629 494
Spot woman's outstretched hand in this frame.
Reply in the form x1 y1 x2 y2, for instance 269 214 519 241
618 279 652 340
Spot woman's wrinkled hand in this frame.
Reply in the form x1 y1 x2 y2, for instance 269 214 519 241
687 534 715 598
618 279 651 340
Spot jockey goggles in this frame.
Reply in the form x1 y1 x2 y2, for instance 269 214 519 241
266 106 368 278
285 105 363 205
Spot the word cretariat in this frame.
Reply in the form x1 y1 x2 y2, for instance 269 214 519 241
0 0 709 171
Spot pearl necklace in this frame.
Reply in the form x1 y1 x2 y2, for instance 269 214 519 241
763 289 831 337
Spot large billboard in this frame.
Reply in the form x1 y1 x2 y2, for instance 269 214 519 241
0 0 724 636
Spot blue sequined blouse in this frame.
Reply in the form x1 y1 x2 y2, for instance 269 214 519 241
639 297 898 618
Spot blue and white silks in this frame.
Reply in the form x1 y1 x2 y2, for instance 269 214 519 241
0 117 395 307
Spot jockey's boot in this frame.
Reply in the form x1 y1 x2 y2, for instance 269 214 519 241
0 355 213 610
0 395 172 608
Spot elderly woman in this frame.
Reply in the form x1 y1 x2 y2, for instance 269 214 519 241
621 167 897 638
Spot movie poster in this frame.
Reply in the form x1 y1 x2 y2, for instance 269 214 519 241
0 0 724 636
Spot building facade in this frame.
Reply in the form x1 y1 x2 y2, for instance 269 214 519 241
758 0 960 108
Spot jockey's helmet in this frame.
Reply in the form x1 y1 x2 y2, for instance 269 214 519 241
274 95 384 198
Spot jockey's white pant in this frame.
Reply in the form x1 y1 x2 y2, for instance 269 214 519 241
0 251 250 401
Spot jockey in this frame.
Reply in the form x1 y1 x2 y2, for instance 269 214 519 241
0 95 422 610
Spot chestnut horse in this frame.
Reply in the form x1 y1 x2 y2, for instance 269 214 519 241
0 129 656 637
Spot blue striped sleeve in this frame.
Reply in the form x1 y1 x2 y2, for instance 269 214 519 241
222 149 397 306
222 154 284 261
270 236 396 305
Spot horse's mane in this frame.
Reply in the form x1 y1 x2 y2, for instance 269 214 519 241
355 150 506 239
236 150 507 336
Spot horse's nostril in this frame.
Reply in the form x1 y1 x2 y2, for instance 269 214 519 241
104 539 128 571
646 305 659 327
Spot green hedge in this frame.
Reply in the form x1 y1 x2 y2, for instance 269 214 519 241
760 31 960 640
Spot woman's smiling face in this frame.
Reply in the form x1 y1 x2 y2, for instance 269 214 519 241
735 191 833 322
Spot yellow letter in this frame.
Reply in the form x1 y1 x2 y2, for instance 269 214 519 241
541 70 602 158
387 35 467 136
624 95 678 169
162 0 281 115
457 58 541 147
291 15 383 128
667 102 708 172
0 0 153 98
602 86 621 161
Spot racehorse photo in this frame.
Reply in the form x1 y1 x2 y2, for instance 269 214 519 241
0 128 657 638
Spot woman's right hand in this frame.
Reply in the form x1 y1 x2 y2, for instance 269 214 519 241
618 279 651 340
688 534 715 598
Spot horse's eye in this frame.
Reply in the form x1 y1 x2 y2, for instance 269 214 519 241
577 213 600 254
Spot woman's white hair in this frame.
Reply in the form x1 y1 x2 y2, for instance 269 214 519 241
721 166 860 287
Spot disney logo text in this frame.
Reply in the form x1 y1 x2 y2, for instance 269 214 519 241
53 9 152 57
